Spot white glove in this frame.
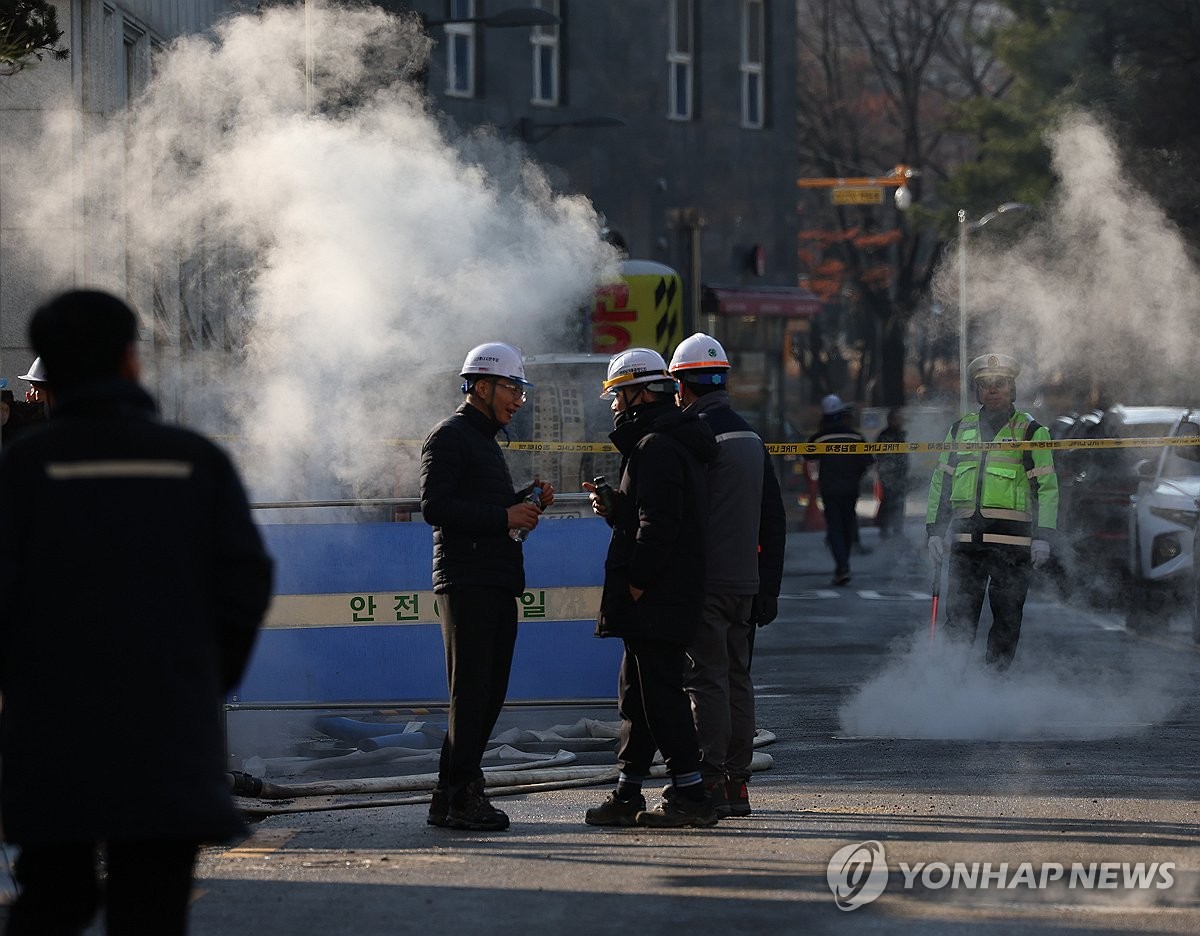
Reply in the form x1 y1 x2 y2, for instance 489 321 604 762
1031 539 1050 568
927 535 944 567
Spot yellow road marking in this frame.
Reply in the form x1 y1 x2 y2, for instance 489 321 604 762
221 827 297 859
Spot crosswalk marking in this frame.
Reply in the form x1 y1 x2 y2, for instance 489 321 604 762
781 589 928 601
858 589 930 601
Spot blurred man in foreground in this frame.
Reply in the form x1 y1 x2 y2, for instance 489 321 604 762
0 289 273 935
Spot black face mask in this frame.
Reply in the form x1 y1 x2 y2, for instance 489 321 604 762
612 387 641 430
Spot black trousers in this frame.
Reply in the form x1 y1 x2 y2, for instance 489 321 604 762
437 585 518 794
6 839 199 936
945 543 1033 668
877 482 906 537
822 491 858 575
616 637 702 779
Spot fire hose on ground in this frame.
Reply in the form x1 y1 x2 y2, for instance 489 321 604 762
228 731 777 817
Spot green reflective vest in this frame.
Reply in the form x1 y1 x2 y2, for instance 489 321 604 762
926 410 1058 546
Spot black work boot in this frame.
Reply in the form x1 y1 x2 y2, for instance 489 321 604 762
718 778 751 819
584 791 646 827
427 786 449 827
636 789 718 828
661 777 721 804
445 778 509 831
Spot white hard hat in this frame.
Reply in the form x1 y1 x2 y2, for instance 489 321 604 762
19 357 47 385
601 348 673 399
821 394 848 416
459 342 532 387
968 353 1020 382
668 333 730 377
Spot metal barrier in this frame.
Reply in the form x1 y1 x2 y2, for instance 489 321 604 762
230 497 617 711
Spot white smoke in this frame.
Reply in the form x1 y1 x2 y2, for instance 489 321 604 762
839 625 1179 740
934 111 1200 406
7 1 618 500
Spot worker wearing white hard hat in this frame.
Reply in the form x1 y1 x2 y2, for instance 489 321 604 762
419 340 554 832
926 352 1059 669
584 346 720 828
667 333 786 818
598 347 676 400
19 356 51 409
805 392 874 586
820 393 849 416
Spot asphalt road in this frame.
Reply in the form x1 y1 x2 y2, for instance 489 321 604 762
15 514 1200 935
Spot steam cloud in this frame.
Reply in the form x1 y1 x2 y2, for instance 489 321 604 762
7 1 618 500
892 111 1198 741
933 111 1200 407
839 629 1178 741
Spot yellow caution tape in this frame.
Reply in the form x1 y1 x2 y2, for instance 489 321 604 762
763 436 1200 456
383 436 1200 455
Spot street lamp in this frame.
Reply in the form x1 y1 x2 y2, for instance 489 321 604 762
796 163 919 212
957 202 1031 412
516 113 626 144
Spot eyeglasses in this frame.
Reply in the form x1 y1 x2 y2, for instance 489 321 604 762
492 380 527 403
976 377 1010 390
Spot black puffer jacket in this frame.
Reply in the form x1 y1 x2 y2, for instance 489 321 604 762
421 402 525 596
596 400 718 645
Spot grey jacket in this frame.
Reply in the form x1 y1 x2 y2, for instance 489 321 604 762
686 391 785 596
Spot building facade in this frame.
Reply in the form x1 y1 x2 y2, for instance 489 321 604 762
398 0 813 438
0 0 235 416
2 1 815 441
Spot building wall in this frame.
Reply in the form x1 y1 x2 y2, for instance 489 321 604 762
394 0 799 438
0 0 232 392
407 0 799 327
2 1 802 437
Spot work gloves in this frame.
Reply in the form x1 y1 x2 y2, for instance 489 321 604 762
928 534 1049 568
750 594 779 627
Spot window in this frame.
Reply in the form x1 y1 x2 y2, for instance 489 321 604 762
530 0 560 106
445 0 476 98
741 0 764 128
668 0 693 120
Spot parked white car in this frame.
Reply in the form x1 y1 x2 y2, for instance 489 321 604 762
1126 410 1200 633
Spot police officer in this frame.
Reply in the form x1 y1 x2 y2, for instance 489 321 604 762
926 353 1059 668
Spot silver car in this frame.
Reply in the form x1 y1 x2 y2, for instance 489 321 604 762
1127 410 1200 634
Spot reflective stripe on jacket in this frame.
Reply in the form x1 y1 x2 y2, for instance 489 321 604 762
925 410 1058 547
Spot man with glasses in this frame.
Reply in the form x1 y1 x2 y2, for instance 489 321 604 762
420 342 553 831
926 353 1058 668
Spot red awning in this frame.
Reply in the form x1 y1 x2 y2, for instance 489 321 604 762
702 285 822 318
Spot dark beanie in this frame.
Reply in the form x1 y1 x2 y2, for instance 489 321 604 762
28 290 138 391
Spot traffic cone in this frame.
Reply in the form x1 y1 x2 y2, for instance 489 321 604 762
803 463 825 532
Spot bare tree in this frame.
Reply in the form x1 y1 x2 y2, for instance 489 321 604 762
795 0 1010 405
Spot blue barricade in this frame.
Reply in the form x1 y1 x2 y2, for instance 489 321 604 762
231 518 619 706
